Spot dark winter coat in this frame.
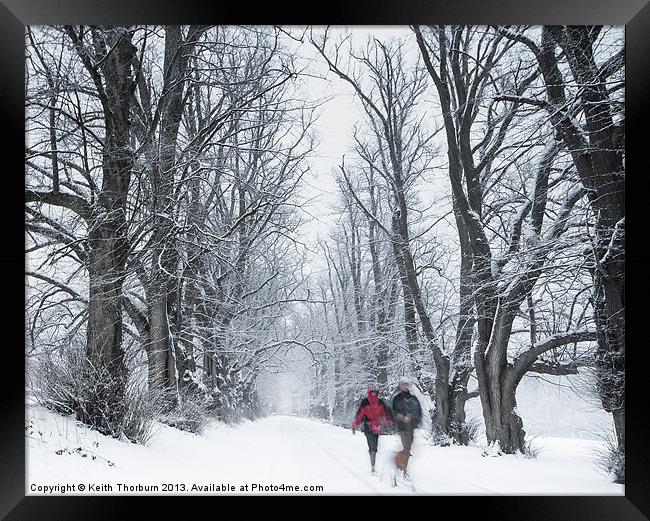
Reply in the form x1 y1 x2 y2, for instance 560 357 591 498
352 388 394 435
391 390 422 431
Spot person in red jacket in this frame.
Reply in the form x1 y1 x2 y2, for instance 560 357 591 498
352 383 394 474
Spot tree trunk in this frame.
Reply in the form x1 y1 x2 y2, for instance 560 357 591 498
593 256 625 451
449 387 475 445
532 27 625 456
493 379 526 454
82 27 137 433
148 26 204 394
612 408 625 453
431 356 451 442
367 184 391 386
477 301 527 454
446 207 478 444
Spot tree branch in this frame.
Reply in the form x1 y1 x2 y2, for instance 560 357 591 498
26 271 87 303
26 189 92 223
528 360 579 376
512 330 598 383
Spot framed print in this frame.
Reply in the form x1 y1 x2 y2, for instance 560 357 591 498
2 0 648 518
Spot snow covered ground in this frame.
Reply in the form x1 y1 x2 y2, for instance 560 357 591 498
26 404 623 495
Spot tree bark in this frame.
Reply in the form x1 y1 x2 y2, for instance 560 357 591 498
77 27 137 432
148 26 204 394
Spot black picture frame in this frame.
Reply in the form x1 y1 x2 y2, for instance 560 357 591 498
3 1 648 518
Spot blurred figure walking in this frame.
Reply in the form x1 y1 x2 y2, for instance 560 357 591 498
352 383 394 474
391 378 422 479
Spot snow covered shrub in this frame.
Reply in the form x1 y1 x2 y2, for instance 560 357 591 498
159 387 209 434
431 430 453 446
32 347 127 437
31 346 161 443
595 434 624 483
121 381 166 445
73 361 128 438
31 348 85 417
481 442 504 457
204 373 263 423
309 402 330 421
239 384 264 421
522 436 541 459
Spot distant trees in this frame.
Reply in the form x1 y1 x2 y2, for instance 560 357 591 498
312 30 476 440
308 184 403 423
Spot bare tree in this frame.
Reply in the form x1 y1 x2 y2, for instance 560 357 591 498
311 30 469 438
495 25 624 457
414 25 601 452
26 26 142 433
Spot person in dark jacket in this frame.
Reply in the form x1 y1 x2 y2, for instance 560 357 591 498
352 383 394 474
391 378 422 478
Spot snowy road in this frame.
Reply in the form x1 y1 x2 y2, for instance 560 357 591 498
27 406 624 495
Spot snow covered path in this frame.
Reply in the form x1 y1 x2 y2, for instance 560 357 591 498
27 406 623 495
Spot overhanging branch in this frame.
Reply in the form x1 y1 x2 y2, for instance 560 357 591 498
26 189 92 223
512 330 597 383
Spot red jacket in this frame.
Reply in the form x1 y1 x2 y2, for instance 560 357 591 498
352 387 394 435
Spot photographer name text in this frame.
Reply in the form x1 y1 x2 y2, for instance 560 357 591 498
30 482 324 494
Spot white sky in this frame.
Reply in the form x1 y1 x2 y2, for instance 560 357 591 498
292 27 415 237
282 26 454 277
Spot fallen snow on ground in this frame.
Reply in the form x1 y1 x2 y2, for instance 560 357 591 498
26 405 623 495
